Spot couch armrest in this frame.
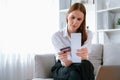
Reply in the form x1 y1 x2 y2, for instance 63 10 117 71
34 54 56 78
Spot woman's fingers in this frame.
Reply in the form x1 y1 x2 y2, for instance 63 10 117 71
58 51 69 60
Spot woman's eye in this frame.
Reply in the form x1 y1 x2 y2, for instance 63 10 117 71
77 18 81 21
71 16 75 19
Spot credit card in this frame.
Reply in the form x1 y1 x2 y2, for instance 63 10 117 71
60 47 71 52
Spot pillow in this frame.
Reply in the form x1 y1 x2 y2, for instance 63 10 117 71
34 54 56 78
88 44 103 75
103 44 120 65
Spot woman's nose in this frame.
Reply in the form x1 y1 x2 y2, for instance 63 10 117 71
73 19 77 24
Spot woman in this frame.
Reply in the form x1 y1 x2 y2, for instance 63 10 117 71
51 2 94 80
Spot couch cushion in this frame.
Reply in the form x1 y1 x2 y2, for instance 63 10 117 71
34 54 56 78
88 44 103 75
103 44 120 65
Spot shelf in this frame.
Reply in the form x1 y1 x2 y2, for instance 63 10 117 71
97 7 120 13
96 0 120 44
97 28 120 32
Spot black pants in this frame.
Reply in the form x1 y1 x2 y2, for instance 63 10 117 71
51 60 94 80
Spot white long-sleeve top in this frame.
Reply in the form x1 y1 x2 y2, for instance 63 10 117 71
52 26 93 61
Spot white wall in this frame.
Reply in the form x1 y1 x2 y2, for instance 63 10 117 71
0 0 59 54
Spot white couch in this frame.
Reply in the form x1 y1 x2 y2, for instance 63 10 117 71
32 44 120 80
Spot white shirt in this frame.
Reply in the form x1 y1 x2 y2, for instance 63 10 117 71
52 26 93 60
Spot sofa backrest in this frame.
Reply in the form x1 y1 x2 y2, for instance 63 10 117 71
89 43 120 76
34 54 56 78
88 44 103 75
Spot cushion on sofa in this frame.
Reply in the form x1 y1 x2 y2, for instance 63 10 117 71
103 44 120 65
88 44 103 75
34 54 56 78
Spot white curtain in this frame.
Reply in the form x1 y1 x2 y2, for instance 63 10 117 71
0 53 34 80
0 0 58 80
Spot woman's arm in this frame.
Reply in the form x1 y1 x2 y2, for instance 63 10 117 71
51 32 72 67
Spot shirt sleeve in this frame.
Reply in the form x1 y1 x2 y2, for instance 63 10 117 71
52 32 64 52
51 31 66 62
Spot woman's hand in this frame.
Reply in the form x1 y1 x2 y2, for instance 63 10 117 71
58 51 72 67
76 47 88 60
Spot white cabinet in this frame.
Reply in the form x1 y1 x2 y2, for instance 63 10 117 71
95 0 120 44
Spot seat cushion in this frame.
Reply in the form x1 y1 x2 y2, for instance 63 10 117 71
103 43 120 65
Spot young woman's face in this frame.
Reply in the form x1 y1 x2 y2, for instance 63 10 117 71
67 10 84 33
